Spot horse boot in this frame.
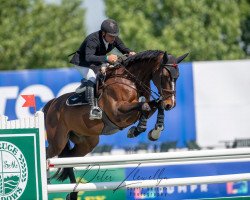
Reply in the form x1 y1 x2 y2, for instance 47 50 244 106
86 80 102 120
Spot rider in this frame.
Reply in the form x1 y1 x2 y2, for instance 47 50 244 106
69 19 136 120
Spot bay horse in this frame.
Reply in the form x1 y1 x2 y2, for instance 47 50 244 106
44 50 188 199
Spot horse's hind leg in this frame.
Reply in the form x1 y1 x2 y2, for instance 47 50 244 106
62 135 99 200
70 135 100 157
46 120 69 159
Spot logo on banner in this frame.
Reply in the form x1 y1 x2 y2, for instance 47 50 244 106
0 141 28 199
227 181 248 194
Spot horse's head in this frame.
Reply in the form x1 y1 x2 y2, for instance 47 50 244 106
118 50 188 110
152 52 189 110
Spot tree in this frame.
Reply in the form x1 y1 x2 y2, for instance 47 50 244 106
239 0 250 56
105 0 248 61
0 0 85 70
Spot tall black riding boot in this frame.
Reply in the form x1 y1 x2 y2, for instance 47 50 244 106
86 80 102 120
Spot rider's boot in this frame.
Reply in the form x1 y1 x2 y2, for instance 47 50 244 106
75 79 88 94
86 80 102 120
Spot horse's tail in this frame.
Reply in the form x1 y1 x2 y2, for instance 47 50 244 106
51 140 75 182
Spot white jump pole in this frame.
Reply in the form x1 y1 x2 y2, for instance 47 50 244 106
47 173 250 193
48 148 250 168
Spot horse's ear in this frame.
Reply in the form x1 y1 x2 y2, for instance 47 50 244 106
176 52 189 63
162 52 168 64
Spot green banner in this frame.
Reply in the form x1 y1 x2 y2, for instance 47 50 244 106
49 167 126 200
0 128 45 200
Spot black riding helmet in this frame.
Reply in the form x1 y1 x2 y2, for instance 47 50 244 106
101 19 119 36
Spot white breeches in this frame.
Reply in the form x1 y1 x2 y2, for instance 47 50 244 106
75 65 96 83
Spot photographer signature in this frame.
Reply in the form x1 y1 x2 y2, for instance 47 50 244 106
73 163 167 193
114 163 167 192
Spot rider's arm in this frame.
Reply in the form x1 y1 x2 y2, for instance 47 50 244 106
114 37 132 54
84 39 107 63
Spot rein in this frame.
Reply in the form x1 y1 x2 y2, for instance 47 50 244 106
122 67 160 100
105 54 179 102
114 55 160 99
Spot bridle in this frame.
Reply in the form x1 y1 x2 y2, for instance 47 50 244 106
159 62 179 102
109 54 179 102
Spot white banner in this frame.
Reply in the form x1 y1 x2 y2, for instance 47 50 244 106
193 60 250 147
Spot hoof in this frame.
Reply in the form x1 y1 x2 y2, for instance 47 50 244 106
127 126 136 138
148 125 163 141
148 130 158 141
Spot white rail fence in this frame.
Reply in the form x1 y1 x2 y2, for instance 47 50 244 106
48 148 250 168
0 112 42 129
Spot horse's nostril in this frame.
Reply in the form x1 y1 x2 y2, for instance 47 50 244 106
165 104 174 110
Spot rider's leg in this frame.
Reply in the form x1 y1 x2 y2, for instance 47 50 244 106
75 66 102 120
86 80 102 120
74 66 96 94
75 79 88 94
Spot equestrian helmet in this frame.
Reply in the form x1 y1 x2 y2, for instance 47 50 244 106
101 19 119 36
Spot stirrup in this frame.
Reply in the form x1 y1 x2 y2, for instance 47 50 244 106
89 106 102 120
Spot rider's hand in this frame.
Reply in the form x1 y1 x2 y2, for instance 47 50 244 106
129 52 136 56
100 66 107 74
107 54 118 63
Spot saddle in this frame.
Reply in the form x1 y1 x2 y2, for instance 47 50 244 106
66 91 88 106
66 75 103 106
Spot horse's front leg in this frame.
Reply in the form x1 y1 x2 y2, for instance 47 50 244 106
116 100 151 114
127 97 151 138
148 105 165 141
111 96 150 138
127 111 148 138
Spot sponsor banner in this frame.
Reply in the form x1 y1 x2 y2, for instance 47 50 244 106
48 162 250 199
0 128 45 200
0 68 81 120
125 162 250 200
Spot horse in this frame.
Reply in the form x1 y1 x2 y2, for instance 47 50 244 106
43 50 188 199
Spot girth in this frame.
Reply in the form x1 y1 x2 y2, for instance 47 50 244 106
101 111 123 135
